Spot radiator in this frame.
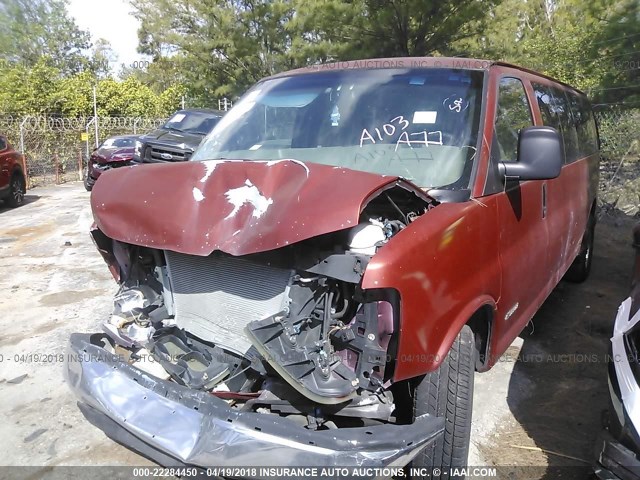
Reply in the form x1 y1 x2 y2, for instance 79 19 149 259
164 250 293 353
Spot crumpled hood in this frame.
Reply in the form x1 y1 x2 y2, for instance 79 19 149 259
95 146 134 163
91 159 400 256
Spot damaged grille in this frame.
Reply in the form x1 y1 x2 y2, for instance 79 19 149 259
164 251 293 353
145 144 190 162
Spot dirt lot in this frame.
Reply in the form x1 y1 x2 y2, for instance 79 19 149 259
0 183 153 471
0 182 635 477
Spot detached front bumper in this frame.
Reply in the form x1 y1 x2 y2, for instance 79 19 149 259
595 432 640 480
65 333 443 473
596 298 640 480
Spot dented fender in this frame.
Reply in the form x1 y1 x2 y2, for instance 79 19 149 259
362 199 502 381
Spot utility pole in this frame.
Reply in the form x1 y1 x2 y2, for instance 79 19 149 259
93 85 99 147
19 116 27 153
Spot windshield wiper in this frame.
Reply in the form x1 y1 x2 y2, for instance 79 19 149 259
162 126 185 133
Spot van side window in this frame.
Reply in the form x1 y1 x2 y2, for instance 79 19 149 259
532 83 562 132
570 92 599 157
558 90 580 163
494 77 533 162
533 83 566 163
553 88 580 163
0 137 6 151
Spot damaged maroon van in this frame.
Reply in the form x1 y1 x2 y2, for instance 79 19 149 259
65 57 599 476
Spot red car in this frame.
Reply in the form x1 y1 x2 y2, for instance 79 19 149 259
0 134 26 208
67 58 599 475
85 135 138 191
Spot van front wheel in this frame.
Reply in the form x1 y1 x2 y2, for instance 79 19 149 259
411 325 475 479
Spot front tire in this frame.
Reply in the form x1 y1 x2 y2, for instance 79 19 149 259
84 171 95 192
6 173 25 208
411 325 475 479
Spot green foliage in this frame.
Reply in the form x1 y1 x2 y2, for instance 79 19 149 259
0 60 186 117
0 0 92 75
159 84 188 114
454 0 639 103
97 77 160 117
131 0 298 101
0 0 637 116
51 72 95 116
586 0 640 105
0 59 60 114
130 0 502 98
519 24 608 92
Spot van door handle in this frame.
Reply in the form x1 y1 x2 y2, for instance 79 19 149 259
542 183 547 219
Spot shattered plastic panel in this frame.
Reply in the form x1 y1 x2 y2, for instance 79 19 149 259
91 160 405 256
611 297 640 433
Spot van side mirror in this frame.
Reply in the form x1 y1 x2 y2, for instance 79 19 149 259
498 126 563 181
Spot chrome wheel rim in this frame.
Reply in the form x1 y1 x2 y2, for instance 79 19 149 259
11 178 23 204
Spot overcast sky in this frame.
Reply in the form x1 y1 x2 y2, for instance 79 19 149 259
68 0 145 73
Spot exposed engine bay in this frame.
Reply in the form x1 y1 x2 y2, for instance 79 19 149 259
94 184 434 430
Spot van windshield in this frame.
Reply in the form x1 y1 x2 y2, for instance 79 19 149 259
193 68 484 189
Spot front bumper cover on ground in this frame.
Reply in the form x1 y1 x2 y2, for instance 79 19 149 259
65 333 444 473
595 432 640 480
596 297 640 480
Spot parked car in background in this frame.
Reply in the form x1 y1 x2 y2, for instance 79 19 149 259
66 58 599 476
133 108 223 163
597 224 640 480
84 135 138 191
0 134 26 208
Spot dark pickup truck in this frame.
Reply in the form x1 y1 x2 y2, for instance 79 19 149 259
134 108 223 163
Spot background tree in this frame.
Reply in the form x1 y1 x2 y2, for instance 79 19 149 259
0 0 637 116
0 0 93 75
90 38 118 79
0 59 60 114
453 0 639 104
130 0 503 98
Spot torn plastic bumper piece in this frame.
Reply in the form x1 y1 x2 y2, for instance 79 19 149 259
595 298 640 480
611 298 640 439
595 431 640 480
65 333 444 471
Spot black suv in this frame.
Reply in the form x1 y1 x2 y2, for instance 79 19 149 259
134 109 224 163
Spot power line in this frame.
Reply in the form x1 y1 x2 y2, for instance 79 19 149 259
598 50 640 60
593 101 640 107
590 32 640 47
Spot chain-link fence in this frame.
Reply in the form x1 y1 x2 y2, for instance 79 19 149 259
1 109 638 198
595 107 640 215
0 116 167 187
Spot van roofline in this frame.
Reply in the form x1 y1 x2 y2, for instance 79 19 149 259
492 60 588 97
263 57 588 98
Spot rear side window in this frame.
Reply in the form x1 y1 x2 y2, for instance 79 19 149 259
569 93 599 157
494 77 533 162
533 84 562 132
532 83 581 163
0 137 6 151
554 88 580 163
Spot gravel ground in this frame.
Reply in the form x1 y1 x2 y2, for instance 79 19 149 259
0 183 154 472
0 182 634 478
